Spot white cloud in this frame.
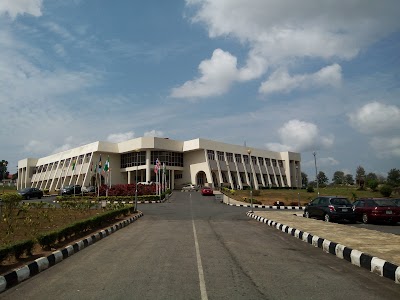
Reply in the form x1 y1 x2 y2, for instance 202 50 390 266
107 132 135 143
348 101 400 159
259 64 342 95
266 120 334 152
348 101 400 134
144 130 165 137
179 0 400 98
170 49 239 98
0 0 43 20
370 137 400 158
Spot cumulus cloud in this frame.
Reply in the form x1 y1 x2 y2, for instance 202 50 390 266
348 101 400 134
266 120 334 152
144 130 165 137
170 49 239 98
0 0 43 19
259 64 342 94
107 132 135 143
349 101 400 158
176 0 400 98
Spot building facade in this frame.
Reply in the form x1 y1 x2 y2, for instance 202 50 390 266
17 137 301 192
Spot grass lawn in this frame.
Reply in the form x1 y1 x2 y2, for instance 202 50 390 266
0 199 134 275
224 186 387 206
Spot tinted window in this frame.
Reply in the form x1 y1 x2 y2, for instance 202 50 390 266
372 199 396 207
330 198 351 205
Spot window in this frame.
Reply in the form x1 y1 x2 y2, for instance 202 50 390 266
266 158 271 166
272 159 277 167
217 151 225 161
243 155 249 164
226 152 233 162
85 153 92 163
121 151 147 168
258 157 264 166
251 156 257 164
278 160 284 167
151 151 183 167
174 173 183 180
235 154 242 163
207 150 215 160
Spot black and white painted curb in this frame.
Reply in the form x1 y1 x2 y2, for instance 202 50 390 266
227 202 304 210
0 212 144 293
247 211 400 284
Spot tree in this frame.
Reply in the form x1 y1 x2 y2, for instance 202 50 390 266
317 171 328 185
0 160 9 181
332 171 345 185
387 168 400 187
301 172 308 187
365 172 378 191
355 165 366 187
344 174 354 185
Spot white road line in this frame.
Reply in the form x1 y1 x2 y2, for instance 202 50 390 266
192 219 208 300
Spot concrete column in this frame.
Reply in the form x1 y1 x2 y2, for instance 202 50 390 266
145 150 151 183
128 170 131 184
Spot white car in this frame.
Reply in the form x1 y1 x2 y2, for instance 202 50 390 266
182 184 198 191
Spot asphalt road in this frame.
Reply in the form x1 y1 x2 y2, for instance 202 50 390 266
3 191 400 299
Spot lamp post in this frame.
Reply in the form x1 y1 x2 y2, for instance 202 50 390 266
247 149 253 213
313 151 319 196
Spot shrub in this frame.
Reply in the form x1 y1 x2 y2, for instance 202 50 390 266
380 185 392 197
273 201 285 206
307 186 314 193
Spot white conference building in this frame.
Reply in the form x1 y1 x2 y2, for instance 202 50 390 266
17 137 301 193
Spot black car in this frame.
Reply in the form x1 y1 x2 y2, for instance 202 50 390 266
18 187 44 200
60 185 82 195
304 196 355 223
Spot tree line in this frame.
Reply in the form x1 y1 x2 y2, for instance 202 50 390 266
301 166 400 192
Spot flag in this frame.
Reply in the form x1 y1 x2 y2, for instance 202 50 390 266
154 158 160 173
103 156 110 172
98 154 102 173
72 160 76 171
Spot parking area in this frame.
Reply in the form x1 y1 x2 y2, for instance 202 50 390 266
251 210 400 267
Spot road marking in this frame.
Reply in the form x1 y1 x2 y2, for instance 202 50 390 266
190 194 207 300
192 219 208 300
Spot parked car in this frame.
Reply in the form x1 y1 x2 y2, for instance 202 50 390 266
18 187 44 200
60 185 82 195
182 184 199 191
352 198 400 224
201 186 214 196
392 198 400 206
82 186 95 194
304 196 355 223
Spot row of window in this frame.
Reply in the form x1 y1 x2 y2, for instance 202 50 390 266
207 150 285 167
34 153 92 174
120 151 184 169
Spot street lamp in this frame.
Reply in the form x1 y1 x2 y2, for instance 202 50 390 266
247 149 253 213
313 151 319 196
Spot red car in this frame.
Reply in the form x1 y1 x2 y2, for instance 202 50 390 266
352 198 400 224
201 186 214 196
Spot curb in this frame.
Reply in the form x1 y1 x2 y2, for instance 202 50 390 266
226 202 305 210
246 211 400 284
0 212 144 293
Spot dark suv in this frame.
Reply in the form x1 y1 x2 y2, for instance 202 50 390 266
60 185 82 195
304 196 355 223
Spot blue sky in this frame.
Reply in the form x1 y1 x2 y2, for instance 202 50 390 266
1 0 399 182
